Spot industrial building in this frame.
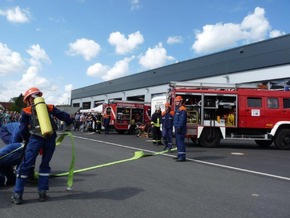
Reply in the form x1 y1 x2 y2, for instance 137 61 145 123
71 34 290 110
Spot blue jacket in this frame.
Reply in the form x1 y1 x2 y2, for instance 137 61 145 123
161 110 174 129
173 105 187 133
0 122 22 144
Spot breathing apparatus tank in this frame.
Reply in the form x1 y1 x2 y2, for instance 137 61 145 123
33 97 53 138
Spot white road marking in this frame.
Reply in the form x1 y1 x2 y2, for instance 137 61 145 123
231 152 245 155
74 135 290 182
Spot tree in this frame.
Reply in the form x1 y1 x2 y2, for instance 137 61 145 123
9 94 25 112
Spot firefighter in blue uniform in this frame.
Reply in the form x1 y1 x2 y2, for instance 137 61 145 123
161 102 174 152
0 122 23 187
173 96 187 162
0 142 22 187
0 122 23 167
11 87 74 204
103 113 110 134
0 122 36 187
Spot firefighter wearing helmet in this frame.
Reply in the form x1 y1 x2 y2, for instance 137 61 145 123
151 107 163 145
173 96 187 162
161 102 174 152
23 87 43 105
11 87 74 204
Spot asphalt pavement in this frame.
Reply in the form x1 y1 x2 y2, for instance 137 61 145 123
1 130 290 218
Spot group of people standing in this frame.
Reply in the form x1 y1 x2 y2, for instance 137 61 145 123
0 109 21 126
151 96 187 162
74 112 110 134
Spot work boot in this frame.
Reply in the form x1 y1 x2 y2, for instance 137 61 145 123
11 193 23 205
176 158 186 162
38 190 47 202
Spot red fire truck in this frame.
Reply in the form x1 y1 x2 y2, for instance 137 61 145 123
102 100 151 134
167 81 290 149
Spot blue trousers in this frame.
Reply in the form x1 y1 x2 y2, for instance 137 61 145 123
162 128 173 149
175 132 186 159
14 135 56 194
0 143 22 166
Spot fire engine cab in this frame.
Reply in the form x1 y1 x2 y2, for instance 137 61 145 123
102 100 151 134
168 81 290 149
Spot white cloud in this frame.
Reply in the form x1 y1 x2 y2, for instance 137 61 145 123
67 38 101 61
192 7 285 54
0 66 54 102
269 30 286 38
192 23 244 54
108 31 144 55
103 57 132 80
87 57 134 81
167 36 183 44
130 0 141 11
21 66 51 87
0 6 30 23
26 44 51 67
56 84 74 105
240 7 270 41
0 43 25 76
87 63 110 77
0 44 69 104
5 66 71 105
139 43 175 69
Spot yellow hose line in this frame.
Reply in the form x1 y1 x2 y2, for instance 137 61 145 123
52 131 176 189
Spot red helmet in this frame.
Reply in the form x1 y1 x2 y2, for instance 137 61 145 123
165 102 171 107
175 96 183 101
23 87 43 103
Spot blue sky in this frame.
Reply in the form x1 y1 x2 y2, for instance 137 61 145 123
0 0 289 104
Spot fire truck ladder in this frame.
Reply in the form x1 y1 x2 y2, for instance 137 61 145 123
169 81 262 90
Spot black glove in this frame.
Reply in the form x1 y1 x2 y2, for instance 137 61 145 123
177 128 181 134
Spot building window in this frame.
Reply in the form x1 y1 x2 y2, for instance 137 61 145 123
73 103 80 107
94 101 104 107
127 95 144 102
82 102 91 109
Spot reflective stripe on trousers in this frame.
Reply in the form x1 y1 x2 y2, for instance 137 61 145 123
14 135 56 194
175 133 186 159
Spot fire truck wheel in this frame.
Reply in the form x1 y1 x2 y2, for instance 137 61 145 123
199 128 221 148
274 129 290 150
255 140 272 148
